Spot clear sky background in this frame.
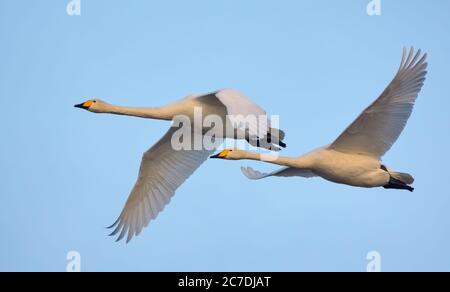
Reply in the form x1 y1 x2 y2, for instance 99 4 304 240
1 0 449 272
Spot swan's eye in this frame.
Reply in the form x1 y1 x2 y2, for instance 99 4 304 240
93 100 97 103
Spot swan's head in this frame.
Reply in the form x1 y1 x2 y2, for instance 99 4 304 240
74 99 107 113
210 148 246 160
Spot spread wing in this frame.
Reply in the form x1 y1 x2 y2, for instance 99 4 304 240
108 127 213 243
329 48 428 158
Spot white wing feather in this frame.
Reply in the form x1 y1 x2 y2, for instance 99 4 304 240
241 166 316 180
330 47 428 158
194 89 285 149
215 89 270 138
108 127 213 243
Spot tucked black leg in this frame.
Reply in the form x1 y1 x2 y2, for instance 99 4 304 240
383 177 414 192
247 133 287 149
245 136 284 151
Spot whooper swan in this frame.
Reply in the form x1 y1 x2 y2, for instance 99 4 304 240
75 89 286 242
211 48 427 193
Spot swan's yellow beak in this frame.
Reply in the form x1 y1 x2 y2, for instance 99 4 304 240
210 149 229 159
74 100 93 110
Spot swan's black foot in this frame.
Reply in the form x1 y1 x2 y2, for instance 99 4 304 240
246 134 287 151
383 177 414 192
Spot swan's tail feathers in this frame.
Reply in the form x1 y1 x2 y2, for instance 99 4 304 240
390 171 415 185
246 128 287 151
383 177 414 192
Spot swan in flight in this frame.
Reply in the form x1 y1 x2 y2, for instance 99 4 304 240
74 89 286 242
211 48 427 192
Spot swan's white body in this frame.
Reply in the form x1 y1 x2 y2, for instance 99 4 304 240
290 149 389 188
75 89 285 242
215 48 427 192
235 148 391 188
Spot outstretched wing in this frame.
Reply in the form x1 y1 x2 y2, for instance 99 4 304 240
241 166 316 180
329 47 428 158
108 127 213 243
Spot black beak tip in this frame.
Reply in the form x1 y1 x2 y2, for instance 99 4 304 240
74 103 88 110
210 154 220 159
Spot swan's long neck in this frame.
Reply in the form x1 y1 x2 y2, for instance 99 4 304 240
239 151 309 169
100 104 175 120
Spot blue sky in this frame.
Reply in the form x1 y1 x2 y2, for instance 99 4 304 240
1 0 449 271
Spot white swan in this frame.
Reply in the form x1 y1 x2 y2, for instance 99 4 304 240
211 48 427 192
75 89 286 242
